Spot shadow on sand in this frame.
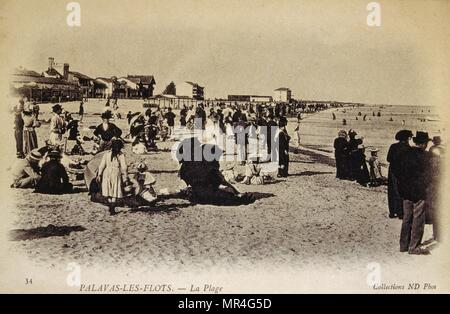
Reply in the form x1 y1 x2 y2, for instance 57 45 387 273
289 171 334 177
129 201 192 214
9 225 86 241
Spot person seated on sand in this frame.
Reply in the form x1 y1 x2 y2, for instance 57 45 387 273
132 133 149 155
367 148 387 187
177 140 255 206
10 149 43 189
35 149 73 194
93 111 123 152
129 162 158 205
66 119 88 155
240 159 265 185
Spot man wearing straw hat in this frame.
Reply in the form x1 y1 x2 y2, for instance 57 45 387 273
10 149 43 188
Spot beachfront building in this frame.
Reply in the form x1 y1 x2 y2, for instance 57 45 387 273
94 78 115 98
227 95 273 103
126 75 156 99
177 81 205 100
67 71 94 99
273 87 292 103
10 67 81 102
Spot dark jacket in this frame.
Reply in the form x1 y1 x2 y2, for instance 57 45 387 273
94 123 122 141
397 146 430 202
334 137 348 155
387 142 410 177
35 160 72 194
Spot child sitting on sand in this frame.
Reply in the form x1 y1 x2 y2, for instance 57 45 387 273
129 162 157 205
240 160 265 185
367 148 387 187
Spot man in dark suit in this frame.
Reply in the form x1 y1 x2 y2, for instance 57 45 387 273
387 130 413 218
35 150 73 194
397 131 431 255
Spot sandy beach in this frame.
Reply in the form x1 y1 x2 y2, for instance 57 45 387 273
1 99 447 292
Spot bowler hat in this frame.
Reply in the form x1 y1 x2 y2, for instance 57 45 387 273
413 131 430 144
395 129 413 141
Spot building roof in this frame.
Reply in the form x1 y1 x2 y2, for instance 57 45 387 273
274 87 291 91
44 68 63 77
127 75 155 85
11 74 79 90
95 77 114 83
69 71 92 80
185 81 204 88
13 68 42 77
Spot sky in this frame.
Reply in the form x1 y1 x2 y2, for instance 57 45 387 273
1 0 449 106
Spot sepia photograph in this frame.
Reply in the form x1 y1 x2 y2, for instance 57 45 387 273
0 0 449 295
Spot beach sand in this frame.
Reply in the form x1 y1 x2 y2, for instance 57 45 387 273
1 99 447 292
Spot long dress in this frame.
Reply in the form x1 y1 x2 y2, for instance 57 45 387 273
333 137 349 179
276 128 291 177
97 151 128 199
348 138 363 180
23 115 39 155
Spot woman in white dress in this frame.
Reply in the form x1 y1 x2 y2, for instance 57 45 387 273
96 139 128 215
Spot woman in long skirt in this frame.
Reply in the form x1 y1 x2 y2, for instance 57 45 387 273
22 110 40 155
97 139 128 215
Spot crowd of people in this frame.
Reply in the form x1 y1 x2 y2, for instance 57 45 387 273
9 97 445 255
333 127 445 255
387 130 444 255
10 97 319 215
333 129 383 186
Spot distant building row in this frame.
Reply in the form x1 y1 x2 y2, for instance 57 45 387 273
10 57 205 103
228 87 292 103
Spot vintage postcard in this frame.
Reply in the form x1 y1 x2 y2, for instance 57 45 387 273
0 0 449 295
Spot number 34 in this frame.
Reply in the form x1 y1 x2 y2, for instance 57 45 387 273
25 278 33 285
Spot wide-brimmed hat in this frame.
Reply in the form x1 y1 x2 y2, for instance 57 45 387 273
27 149 43 161
338 130 347 138
52 104 62 113
413 131 430 144
395 129 413 141
47 149 61 159
101 111 112 119
369 148 379 154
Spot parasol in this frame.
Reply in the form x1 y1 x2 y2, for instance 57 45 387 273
84 151 107 191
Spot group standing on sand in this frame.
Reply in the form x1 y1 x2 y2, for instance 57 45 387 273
387 130 444 255
333 126 445 255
